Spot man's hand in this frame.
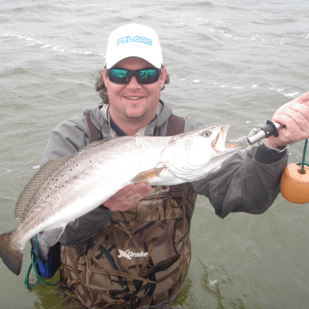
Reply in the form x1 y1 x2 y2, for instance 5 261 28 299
266 91 309 148
104 183 152 212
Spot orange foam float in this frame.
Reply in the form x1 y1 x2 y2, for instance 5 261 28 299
280 163 309 204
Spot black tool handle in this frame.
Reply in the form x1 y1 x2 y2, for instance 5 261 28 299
247 120 283 145
261 120 280 138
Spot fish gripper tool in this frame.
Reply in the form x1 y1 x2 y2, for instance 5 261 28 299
247 120 283 145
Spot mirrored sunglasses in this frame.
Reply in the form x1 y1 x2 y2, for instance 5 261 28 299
107 68 161 85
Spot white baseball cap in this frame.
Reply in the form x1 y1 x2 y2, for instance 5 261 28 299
105 23 163 69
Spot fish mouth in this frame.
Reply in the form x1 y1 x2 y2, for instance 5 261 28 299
211 125 242 153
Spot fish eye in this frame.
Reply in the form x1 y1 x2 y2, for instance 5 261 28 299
202 130 212 137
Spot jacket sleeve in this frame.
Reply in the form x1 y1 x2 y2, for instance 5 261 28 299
184 117 288 218
40 116 90 168
40 116 113 245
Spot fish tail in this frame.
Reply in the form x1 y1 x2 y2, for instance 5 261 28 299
0 230 23 276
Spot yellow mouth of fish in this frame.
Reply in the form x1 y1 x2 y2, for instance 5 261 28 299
211 126 242 151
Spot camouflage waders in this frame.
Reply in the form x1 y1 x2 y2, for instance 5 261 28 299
61 183 197 308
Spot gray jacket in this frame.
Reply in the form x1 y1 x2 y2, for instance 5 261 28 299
40 100 288 245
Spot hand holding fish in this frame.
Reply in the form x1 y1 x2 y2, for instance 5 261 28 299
266 91 309 148
104 183 152 211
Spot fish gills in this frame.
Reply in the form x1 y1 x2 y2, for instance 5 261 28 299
0 230 22 276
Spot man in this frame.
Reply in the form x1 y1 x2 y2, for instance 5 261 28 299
39 24 309 308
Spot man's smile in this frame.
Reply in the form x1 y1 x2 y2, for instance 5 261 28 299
124 96 145 100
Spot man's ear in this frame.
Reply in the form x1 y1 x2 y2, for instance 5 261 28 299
160 67 167 89
102 67 108 85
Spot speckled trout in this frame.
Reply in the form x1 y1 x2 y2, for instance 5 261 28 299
0 125 241 276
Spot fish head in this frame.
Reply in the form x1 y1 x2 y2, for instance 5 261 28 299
180 125 242 180
154 125 242 184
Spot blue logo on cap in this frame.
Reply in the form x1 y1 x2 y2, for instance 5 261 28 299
117 36 152 46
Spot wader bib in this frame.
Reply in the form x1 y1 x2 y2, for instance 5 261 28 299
60 114 198 308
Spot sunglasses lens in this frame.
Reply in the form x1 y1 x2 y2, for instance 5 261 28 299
109 69 130 84
137 69 159 84
108 69 161 84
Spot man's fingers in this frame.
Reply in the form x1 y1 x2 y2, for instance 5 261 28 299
266 93 309 148
294 91 309 104
104 183 152 211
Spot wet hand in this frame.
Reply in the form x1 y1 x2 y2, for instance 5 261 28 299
104 183 152 212
266 91 309 148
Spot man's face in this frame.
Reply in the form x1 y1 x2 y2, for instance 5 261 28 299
102 57 167 128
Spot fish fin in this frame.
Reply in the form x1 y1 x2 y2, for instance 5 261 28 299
15 155 74 219
0 230 23 276
131 167 165 183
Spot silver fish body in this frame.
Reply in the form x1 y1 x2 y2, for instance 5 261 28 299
0 125 241 276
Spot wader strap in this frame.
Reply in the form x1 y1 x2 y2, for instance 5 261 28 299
166 114 185 136
84 113 102 142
